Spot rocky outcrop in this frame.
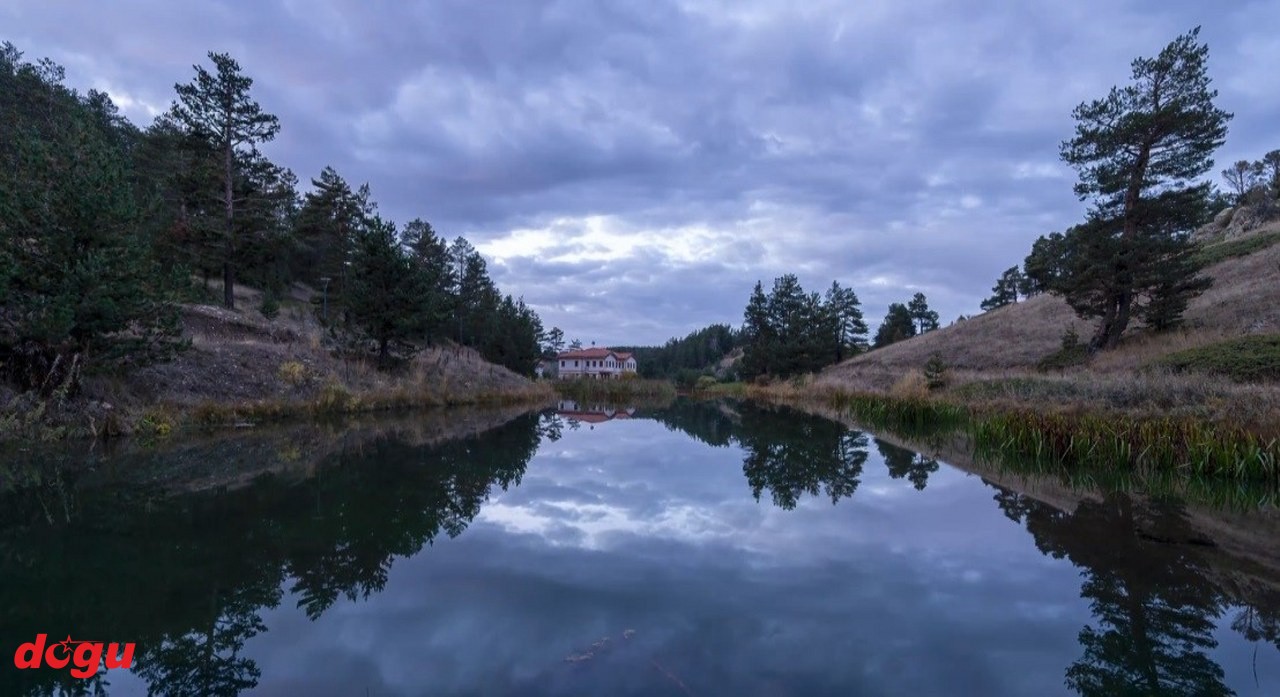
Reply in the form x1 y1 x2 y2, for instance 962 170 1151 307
1193 203 1280 244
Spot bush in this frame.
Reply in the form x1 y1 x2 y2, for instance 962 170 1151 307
259 291 281 320
923 353 948 390
695 375 718 391
1155 334 1280 382
278 360 309 386
1037 326 1089 371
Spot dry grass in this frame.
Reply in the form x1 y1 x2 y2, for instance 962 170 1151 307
4 283 554 441
829 224 1280 380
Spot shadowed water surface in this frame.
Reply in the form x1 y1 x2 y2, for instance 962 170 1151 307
1 400 1278 696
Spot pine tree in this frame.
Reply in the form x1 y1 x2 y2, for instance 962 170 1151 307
169 52 280 309
401 218 453 344
740 281 773 377
980 266 1022 311
874 304 916 348
1 43 183 390
344 216 424 366
906 292 939 334
1057 28 1229 349
295 167 370 322
824 281 868 362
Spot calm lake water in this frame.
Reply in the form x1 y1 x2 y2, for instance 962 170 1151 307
2 400 1278 696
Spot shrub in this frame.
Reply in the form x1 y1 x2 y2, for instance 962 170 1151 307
695 375 719 391
923 353 948 390
278 360 309 386
1037 326 1090 371
259 291 281 320
1155 334 1280 382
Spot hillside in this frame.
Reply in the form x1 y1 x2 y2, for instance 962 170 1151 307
814 215 1280 429
3 283 552 440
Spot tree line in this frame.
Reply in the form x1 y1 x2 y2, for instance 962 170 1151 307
733 275 945 379
0 44 543 391
615 323 741 381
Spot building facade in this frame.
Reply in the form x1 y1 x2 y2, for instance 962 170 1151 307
556 347 637 379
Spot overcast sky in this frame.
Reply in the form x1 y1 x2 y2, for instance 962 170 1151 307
5 1 1278 345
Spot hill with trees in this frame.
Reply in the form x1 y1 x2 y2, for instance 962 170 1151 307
1 43 550 437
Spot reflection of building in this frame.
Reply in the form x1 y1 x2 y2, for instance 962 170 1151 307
556 348 636 379
556 400 636 424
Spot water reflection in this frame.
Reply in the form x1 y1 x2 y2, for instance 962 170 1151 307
0 412 544 696
995 486 1280 695
0 400 1276 695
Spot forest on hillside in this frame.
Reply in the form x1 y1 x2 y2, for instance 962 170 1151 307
0 44 544 394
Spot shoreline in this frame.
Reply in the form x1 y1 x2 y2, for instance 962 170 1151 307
1 379 556 444
721 377 1280 486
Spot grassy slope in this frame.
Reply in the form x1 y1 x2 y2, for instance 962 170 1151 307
5 283 553 440
826 219 1280 378
811 218 1280 430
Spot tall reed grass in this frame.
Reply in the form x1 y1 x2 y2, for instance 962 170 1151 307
553 378 677 402
748 380 1280 487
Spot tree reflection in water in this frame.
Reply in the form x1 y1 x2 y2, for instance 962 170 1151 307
993 485 1280 696
1 401 1277 696
0 412 544 697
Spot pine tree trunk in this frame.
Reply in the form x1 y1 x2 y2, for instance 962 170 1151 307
222 130 235 310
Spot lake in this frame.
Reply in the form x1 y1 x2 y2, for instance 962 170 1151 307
2 399 1278 696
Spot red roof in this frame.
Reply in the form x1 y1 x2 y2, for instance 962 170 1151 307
557 347 633 360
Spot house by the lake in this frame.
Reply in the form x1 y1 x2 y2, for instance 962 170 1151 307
556 347 637 379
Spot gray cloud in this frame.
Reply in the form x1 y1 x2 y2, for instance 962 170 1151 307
5 0 1279 344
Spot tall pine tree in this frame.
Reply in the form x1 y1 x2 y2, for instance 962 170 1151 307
1056 28 1229 349
170 52 280 309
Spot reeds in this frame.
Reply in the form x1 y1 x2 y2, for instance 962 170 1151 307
971 411 1280 484
553 378 677 402
747 378 1280 487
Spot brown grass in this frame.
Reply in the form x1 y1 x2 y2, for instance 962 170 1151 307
811 223 1280 433
3 285 554 441
829 223 1280 379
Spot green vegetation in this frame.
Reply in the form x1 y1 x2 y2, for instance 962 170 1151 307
615 323 740 379
0 44 186 392
972 411 1277 483
0 42 546 414
1036 326 1090 371
1221 149 1280 206
1018 29 1229 349
553 378 677 402
922 353 949 390
981 266 1037 311
874 302 916 348
745 379 1280 486
740 276 868 378
1155 334 1280 382
1193 230 1280 266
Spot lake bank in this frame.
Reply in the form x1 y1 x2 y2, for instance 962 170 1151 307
0 303 554 443
713 377 1280 486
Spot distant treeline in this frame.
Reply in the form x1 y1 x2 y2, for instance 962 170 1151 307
0 44 542 392
615 323 740 382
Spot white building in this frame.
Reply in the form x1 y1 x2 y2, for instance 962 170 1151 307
556 347 637 379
